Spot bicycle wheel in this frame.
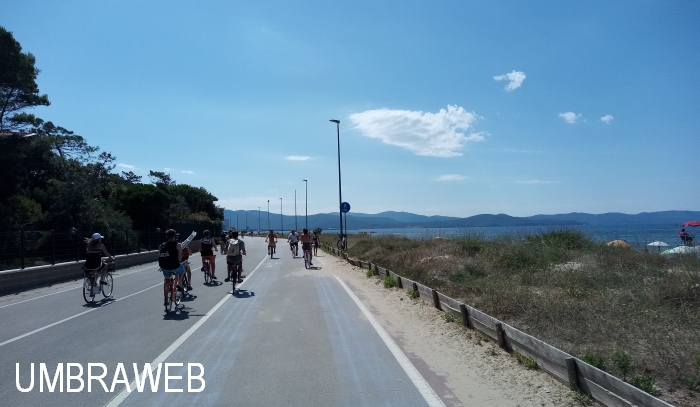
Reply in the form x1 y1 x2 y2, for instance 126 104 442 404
304 252 309 269
83 277 95 303
203 262 211 284
165 293 173 313
101 273 113 298
181 273 189 298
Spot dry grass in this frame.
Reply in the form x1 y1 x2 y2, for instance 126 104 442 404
342 230 700 407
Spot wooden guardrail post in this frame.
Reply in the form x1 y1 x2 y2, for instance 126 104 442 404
412 282 418 293
460 303 471 328
565 358 579 391
431 289 441 310
397 276 403 289
494 322 506 349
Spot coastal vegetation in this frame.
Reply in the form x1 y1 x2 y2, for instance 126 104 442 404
344 230 700 406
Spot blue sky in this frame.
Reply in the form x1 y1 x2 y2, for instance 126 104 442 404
4 1 699 217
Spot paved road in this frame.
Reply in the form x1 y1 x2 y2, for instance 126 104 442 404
0 237 444 407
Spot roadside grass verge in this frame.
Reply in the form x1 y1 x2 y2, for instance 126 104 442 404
343 230 700 406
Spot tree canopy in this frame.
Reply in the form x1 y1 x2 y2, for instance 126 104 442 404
0 27 223 232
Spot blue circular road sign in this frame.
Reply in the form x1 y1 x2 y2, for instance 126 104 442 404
340 202 351 213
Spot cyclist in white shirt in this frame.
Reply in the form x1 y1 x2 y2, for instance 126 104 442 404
287 230 299 256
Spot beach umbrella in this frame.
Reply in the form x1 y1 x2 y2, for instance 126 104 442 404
662 246 700 255
682 221 700 227
647 241 669 252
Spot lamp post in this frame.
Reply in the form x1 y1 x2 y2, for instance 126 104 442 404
330 119 343 236
279 198 283 234
267 200 270 231
258 207 261 234
303 179 308 230
294 190 297 231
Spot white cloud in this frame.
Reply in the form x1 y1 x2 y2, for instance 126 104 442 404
164 167 175 172
516 180 560 185
559 112 582 124
117 163 136 170
348 105 483 157
436 174 468 181
601 114 614 124
181 170 194 174
493 70 526 91
286 156 312 161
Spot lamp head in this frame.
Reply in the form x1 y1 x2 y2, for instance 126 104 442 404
329 119 340 123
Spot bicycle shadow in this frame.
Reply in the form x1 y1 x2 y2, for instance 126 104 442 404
82 297 116 308
232 289 255 298
163 308 191 321
203 281 224 287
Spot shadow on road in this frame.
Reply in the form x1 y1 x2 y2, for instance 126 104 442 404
233 289 255 299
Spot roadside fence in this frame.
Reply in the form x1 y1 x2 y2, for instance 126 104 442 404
323 244 675 407
0 222 222 272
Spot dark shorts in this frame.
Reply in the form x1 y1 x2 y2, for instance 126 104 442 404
226 255 242 265
302 243 312 251
290 241 298 246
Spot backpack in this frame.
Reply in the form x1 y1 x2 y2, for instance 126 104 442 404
227 239 241 256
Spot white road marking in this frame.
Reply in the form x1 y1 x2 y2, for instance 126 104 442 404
334 276 446 407
104 254 268 407
0 282 162 347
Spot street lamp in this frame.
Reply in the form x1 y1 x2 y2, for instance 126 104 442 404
279 198 283 234
303 179 308 230
267 200 270 231
330 119 343 236
294 190 297 231
258 207 261 234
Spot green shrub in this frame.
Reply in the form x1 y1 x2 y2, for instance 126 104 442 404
513 351 538 370
582 352 606 371
366 266 379 278
632 374 659 396
443 311 457 323
407 289 419 299
525 229 593 250
383 276 397 288
572 391 593 406
611 350 632 380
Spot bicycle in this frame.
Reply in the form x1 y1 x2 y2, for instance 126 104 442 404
229 262 242 293
268 242 276 258
201 257 213 284
303 250 310 269
163 270 182 314
82 259 114 303
180 260 191 298
337 234 347 251
290 243 298 257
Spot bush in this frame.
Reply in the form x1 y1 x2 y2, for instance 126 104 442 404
407 289 419 299
366 265 379 278
632 374 659 396
383 276 397 288
611 350 632 380
443 311 457 323
582 352 606 371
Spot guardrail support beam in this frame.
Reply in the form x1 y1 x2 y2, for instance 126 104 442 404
495 322 506 349
565 358 579 391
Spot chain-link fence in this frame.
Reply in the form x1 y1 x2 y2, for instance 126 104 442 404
0 221 222 272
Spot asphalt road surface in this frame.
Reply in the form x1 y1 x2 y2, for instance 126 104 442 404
0 237 445 407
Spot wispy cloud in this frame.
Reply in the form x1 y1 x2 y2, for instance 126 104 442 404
436 174 468 181
181 170 194 174
493 70 526 91
117 163 136 170
348 105 484 157
559 112 582 124
164 167 175 172
286 156 312 161
516 180 560 185
601 114 614 124
504 149 543 154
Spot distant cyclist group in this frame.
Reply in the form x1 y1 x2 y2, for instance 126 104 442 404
82 227 322 312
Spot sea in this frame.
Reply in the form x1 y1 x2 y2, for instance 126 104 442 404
343 224 694 250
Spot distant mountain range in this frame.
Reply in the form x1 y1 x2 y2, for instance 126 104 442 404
223 210 700 231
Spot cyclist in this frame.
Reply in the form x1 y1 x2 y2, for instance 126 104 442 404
176 233 193 291
84 233 115 285
159 229 183 306
312 231 320 256
265 230 277 255
200 230 219 279
287 229 299 256
219 230 228 252
300 228 313 266
225 230 246 283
